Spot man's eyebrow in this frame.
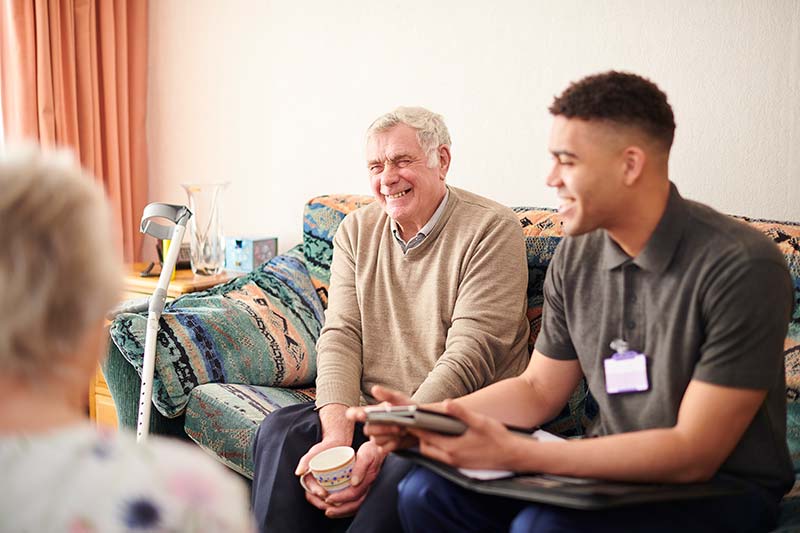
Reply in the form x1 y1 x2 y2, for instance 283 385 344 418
367 152 416 166
550 149 578 158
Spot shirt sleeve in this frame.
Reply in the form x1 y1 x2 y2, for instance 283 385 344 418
534 239 578 360
692 257 793 388
412 216 530 403
315 217 364 408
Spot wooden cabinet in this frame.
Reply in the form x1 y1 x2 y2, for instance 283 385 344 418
90 263 238 429
90 367 118 428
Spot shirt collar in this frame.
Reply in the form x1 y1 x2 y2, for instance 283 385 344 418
601 182 686 273
392 188 450 248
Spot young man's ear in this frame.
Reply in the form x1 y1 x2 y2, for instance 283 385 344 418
621 146 646 186
438 145 451 179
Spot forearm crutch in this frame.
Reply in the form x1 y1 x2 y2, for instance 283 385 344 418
136 203 192 442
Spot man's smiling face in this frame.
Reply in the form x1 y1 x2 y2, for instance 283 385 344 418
366 123 448 239
546 116 627 236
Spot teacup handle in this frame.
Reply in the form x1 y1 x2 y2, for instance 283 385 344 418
299 470 314 494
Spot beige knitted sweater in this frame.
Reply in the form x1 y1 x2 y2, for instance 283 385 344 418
315 186 531 407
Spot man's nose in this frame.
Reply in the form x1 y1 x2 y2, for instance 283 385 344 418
381 164 400 185
545 164 562 188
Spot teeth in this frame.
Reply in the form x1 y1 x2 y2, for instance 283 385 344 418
387 190 409 199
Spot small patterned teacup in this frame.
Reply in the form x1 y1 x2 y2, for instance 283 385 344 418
299 446 356 494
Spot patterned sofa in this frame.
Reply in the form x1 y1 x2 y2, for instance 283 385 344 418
105 194 800 529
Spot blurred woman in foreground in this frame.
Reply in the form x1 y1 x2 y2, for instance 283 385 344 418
0 147 254 532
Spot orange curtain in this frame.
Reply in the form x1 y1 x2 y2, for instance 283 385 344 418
0 0 148 262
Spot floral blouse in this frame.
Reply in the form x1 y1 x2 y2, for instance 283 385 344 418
0 423 255 532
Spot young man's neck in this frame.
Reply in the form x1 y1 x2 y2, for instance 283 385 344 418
606 178 671 258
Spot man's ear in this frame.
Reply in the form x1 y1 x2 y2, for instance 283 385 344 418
438 145 451 179
621 146 646 186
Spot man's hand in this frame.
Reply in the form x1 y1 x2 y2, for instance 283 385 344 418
317 440 386 518
411 399 525 470
295 403 356 512
346 386 419 453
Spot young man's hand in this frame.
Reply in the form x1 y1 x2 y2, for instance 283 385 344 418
410 399 526 471
346 386 419 453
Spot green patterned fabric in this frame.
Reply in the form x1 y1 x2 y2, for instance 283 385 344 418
184 383 315 479
109 249 324 418
303 195 374 307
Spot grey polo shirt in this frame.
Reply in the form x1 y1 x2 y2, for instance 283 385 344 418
535 182 794 495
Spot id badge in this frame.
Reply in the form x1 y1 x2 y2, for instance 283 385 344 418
604 342 649 394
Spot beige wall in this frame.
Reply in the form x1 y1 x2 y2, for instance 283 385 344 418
148 0 800 252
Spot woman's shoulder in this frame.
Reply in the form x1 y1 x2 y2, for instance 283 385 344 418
0 423 254 532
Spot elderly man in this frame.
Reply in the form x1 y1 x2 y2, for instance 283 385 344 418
250 107 531 532
357 73 794 533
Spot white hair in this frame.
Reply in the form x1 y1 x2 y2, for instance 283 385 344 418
0 146 121 378
366 106 452 168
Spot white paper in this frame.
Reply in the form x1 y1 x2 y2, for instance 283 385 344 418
457 429 565 480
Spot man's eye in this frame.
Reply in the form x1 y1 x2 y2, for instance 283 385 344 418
369 165 383 173
397 159 411 166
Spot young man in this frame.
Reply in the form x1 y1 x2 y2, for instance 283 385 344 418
352 72 794 532
250 107 531 532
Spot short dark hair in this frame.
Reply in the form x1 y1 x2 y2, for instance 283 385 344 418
549 71 676 150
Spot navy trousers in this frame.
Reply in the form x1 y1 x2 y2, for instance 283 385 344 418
251 402 412 533
398 467 780 533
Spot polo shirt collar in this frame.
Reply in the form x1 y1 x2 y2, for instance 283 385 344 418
392 188 450 250
601 182 686 273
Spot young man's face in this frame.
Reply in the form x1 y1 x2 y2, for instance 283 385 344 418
366 123 449 237
546 116 627 236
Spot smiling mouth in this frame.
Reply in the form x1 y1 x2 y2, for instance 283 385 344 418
558 197 575 213
386 189 410 199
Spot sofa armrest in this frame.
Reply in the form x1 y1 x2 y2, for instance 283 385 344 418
101 337 189 439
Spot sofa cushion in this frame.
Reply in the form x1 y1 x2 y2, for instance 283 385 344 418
303 194 374 307
184 383 315 479
109 249 324 418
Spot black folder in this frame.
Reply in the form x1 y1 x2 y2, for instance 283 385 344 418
397 450 747 510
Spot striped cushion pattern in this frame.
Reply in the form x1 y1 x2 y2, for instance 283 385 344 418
184 383 315 479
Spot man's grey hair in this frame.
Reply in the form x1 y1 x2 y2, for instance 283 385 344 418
0 146 121 379
366 106 452 168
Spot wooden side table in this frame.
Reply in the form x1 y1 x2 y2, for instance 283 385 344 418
90 263 239 428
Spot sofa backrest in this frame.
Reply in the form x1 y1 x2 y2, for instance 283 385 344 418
303 195 800 460
303 194 374 307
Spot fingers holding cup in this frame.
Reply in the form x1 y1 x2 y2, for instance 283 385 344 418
298 446 356 496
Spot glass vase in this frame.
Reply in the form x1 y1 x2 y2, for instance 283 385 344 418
181 183 228 275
